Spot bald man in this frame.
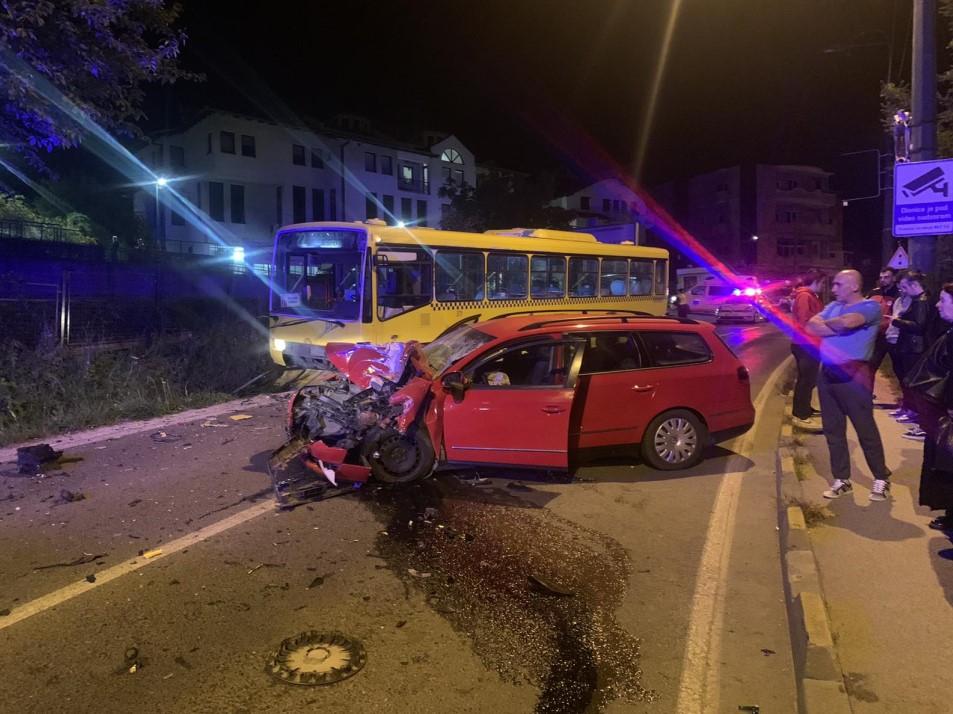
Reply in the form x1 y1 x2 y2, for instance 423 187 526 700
807 270 891 502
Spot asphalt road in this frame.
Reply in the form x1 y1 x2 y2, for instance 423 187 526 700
0 319 794 714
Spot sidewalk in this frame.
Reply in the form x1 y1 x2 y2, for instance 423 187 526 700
790 386 953 713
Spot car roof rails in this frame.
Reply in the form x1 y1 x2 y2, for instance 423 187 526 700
490 308 652 321
517 313 699 332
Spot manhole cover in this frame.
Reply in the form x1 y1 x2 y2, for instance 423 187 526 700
266 631 366 686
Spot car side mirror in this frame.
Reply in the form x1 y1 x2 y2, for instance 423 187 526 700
442 372 469 397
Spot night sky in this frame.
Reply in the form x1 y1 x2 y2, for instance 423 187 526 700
150 0 934 187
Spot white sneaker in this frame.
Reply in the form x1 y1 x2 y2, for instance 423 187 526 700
793 416 823 432
823 479 853 499
902 426 926 441
869 479 890 502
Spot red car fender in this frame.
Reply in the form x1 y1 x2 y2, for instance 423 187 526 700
389 376 432 432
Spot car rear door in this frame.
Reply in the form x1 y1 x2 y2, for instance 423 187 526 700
441 339 581 468
569 331 655 448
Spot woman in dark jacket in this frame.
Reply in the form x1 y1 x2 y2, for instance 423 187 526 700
891 270 935 429
905 281 953 530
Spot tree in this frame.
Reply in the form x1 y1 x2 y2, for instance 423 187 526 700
439 172 572 233
0 1 196 172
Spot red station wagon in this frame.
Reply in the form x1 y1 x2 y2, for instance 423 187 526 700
271 314 755 503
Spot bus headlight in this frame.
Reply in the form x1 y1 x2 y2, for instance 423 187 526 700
273 338 287 351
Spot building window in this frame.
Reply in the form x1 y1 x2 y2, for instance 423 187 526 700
169 145 185 170
276 186 283 225
440 148 463 164
312 189 325 221
613 199 621 213
292 144 306 166
171 210 185 226
401 197 412 222
293 185 306 223
366 192 379 220
777 178 797 190
207 132 212 154
381 155 393 175
365 152 377 172
241 135 256 157
453 169 464 187
195 182 202 210
580 196 591 210
383 194 395 220
602 198 611 213
417 200 428 227
716 182 728 192
230 185 245 224
209 182 225 221
220 131 235 154
311 149 324 168
329 189 337 220
776 209 797 223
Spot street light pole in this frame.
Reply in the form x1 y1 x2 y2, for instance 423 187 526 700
154 176 168 252
910 0 937 273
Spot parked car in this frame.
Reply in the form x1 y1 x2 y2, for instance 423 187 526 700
715 296 765 323
271 314 755 503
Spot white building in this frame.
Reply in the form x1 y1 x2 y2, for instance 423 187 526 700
134 110 477 266
551 177 646 243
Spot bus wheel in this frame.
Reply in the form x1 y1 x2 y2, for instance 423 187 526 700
641 409 707 470
363 428 435 484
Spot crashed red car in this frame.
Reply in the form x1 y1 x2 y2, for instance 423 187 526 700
269 314 754 505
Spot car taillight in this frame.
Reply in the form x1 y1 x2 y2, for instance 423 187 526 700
737 365 750 382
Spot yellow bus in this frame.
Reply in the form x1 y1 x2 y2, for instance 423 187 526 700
268 220 669 370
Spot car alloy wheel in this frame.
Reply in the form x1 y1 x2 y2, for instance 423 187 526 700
641 409 707 470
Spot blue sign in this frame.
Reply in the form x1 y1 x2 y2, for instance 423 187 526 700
893 159 953 237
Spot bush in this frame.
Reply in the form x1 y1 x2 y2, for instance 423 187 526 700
0 318 280 446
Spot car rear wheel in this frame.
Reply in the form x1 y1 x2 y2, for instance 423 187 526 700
641 409 707 470
362 427 435 484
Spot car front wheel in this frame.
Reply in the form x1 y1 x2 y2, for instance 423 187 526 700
362 427 436 484
641 409 707 470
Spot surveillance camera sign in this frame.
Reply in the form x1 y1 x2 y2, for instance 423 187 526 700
893 159 953 236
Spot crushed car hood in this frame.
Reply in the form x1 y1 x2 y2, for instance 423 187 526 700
325 341 416 389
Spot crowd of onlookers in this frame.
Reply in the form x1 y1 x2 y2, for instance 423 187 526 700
789 266 953 532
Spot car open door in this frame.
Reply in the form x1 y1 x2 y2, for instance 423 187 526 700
441 340 581 468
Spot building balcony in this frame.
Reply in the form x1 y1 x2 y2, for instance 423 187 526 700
397 178 430 195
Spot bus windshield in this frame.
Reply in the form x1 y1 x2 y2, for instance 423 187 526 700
273 230 365 320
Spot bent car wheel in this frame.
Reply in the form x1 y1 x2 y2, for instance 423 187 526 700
363 428 435 484
641 409 707 471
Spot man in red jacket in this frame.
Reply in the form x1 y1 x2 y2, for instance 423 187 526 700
791 270 826 430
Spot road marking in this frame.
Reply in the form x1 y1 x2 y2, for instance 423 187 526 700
0 393 288 464
675 357 791 714
0 499 276 632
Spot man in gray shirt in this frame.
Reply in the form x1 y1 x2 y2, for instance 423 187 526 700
807 270 891 501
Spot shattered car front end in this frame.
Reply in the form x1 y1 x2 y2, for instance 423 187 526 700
268 340 438 508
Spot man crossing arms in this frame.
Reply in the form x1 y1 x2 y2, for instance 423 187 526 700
807 270 892 501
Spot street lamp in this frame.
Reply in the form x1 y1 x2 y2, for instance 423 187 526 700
154 176 168 251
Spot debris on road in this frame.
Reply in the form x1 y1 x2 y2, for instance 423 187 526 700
201 419 229 428
407 568 431 578
229 414 253 421
124 647 142 674
306 575 325 589
85 574 96 583
0 608 10 616
396 620 407 628
16 444 63 475
527 574 574 597
266 631 366 686
506 481 532 492
127 499 142 507
35 552 107 570
57 489 86 504
143 549 163 559
150 431 182 443
760 648 776 656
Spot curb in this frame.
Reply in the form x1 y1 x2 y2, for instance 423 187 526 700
776 397 853 714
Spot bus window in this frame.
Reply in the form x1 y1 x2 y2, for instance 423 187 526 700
274 229 362 320
654 260 668 295
629 259 654 296
600 259 628 296
376 246 433 320
531 256 566 299
436 250 485 302
569 257 598 297
487 253 528 300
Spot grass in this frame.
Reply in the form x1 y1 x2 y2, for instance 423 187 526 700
0 314 283 446
788 497 832 528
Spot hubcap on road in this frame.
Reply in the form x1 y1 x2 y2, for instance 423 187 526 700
266 631 366 686
654 417 698 464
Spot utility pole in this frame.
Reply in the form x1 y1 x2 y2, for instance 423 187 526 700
909 0 938 272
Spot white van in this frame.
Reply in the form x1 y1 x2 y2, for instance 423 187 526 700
676 270 762 319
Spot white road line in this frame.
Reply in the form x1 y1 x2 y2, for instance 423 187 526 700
0 499 276 632
0 393 288 464
674 357 791 714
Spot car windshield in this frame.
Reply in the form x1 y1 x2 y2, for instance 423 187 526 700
420 324 495 375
